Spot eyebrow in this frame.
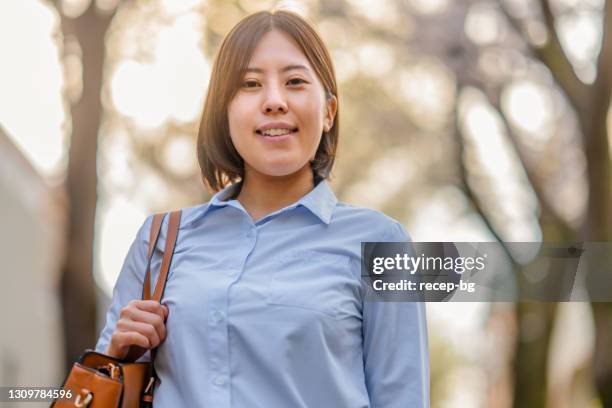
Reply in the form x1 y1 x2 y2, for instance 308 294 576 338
244 64 310 74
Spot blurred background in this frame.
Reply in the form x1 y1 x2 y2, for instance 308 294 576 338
0 0 610 407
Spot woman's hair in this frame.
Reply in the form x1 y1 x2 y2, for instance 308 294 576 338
197 9 339 192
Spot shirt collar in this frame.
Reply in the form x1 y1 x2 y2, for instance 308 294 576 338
298 179 337 224
210 182 242 205
198 179 337 225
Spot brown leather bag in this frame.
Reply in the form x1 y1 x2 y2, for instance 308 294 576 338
52 210 181 408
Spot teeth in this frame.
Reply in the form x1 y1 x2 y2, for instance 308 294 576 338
261 128 294 136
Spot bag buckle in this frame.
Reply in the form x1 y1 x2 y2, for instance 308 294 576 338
98 363 120 379
144 376 155 394
74 388 93 407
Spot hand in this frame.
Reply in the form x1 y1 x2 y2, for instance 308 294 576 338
105 300 169 360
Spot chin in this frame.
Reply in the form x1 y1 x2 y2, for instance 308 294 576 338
256 162 308 178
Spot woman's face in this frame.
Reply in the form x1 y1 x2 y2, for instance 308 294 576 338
228 29 337 180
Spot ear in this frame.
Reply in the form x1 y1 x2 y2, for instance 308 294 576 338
323 94 338 132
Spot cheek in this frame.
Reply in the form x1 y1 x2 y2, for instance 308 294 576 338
227 101 249 143
228 100 241 125
298 100 325 129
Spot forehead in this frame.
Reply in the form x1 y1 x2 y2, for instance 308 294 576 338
247 29 312 69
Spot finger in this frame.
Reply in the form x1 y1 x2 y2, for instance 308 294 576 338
132 300 167 320
123 309 166 342
117 320 161 348
123 300 166 324
112 330 150 350
162 304 169 320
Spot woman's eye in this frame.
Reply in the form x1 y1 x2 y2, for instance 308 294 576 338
241 78 306 88
287 78 306 86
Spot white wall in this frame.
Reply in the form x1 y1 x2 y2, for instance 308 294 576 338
0 128 65 399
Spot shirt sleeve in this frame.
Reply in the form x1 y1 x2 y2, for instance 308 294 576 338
95 215 153 356
363 221 430 407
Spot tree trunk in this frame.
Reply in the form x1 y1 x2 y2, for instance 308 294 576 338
580 2 612 402
56 2 115 371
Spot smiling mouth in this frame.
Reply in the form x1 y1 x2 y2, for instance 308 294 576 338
255 128 298 137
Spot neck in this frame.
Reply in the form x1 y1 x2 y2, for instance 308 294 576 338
236 165 316 223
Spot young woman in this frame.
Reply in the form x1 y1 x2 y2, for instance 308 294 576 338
96 9 429 407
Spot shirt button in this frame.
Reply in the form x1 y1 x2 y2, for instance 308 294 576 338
210 310 224 324
213 375 227 386
246 229 255 238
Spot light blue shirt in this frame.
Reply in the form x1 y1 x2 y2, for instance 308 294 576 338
96 180 429 407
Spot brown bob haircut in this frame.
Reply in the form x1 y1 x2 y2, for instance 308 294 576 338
197 9 339 192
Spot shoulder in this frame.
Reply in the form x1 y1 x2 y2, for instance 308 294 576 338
333 201 412 242
175 202 210 229
139 202 210 239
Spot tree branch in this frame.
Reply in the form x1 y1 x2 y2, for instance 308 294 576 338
453 120 517 265
484 91 577 239
499 0 590 114
594 0 612 104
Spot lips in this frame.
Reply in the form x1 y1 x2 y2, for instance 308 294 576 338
255 122 298 137
256 128 298 137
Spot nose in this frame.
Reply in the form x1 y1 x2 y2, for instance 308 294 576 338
262 85 288 114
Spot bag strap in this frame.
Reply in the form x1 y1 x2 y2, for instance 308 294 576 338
124 210 181 363
143 211 181 301
143 213 164 300
142 210 181 406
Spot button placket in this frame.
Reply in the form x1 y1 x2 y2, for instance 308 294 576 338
207 276 232 407
210 310 224 325
208 219 257 407
213 375 227 386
